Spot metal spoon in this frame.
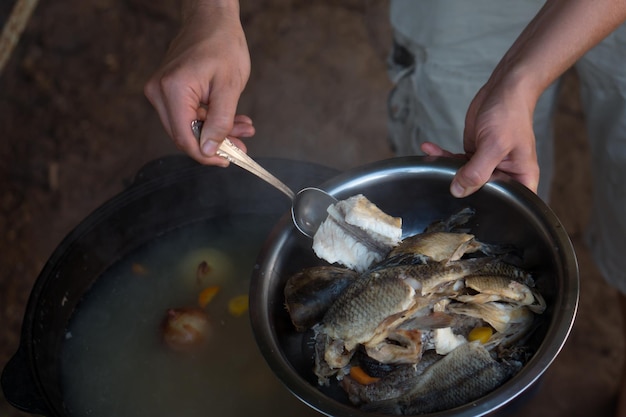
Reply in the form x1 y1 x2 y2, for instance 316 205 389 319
191 120 337 237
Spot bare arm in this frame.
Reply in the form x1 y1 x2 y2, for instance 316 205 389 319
424 0 626 197
145 0 253 166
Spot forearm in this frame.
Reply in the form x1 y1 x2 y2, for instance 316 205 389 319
490 0 626 105
145 0 251 163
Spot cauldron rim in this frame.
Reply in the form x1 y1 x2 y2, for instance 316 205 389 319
2 155 340 417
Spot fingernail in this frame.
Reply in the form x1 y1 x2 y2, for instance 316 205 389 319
450 181 466 198
201 140 219 156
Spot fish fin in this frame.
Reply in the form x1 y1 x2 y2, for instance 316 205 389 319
360 399 405 414
400 311 453 330
424 207 476 233
375 252 429 268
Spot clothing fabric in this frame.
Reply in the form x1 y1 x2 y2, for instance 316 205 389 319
387 0 626 293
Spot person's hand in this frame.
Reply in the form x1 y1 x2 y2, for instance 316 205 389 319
422 72 540 198
422 0 626 198
144 1 253 166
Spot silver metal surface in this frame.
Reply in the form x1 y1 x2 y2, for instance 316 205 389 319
191 120 295 199
249 156 579 417
290 187 338 239
191 120 337 237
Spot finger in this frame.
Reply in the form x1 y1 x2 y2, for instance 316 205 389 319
226 137 248 153
195 111 252 162
199 84 241 157
167 90 213 163
230 122 255 138
144 79 174 139
231 115 255 138
499 154 540 193
233 114 253 124
420 142 465 159
146 76 222 166
463 88 486 154
512 169 539 193
420 141 447 157
196 106 208 121
450 145 505 198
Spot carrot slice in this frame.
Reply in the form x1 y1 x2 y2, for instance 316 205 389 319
349 366 380 385
198 286 220 308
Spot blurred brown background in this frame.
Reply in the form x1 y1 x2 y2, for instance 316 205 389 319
0 1 622 416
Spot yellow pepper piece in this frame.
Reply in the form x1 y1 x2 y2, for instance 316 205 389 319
198 286 220 308
228 294 249 317
468 326 493 344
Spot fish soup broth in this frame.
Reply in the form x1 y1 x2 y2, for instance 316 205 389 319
61 215 301 417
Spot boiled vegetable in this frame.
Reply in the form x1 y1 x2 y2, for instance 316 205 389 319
198 285 220 308
228 294 249 317
161 307 211 352
349 366 380 385
468 326 493 344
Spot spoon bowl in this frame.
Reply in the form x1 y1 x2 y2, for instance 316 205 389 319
291 187 338 237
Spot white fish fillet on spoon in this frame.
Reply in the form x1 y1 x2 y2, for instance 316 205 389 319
312 194 402 272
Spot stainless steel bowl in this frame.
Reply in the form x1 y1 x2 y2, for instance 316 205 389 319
249 156 579 417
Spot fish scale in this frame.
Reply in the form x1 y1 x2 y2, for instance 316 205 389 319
321 258 492 348
322 270 414 347
362 342 510 415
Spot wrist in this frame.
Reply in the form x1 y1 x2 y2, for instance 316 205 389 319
182 0 240 24
489 58 547 114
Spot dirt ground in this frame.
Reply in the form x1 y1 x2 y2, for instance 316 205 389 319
0 1 623 416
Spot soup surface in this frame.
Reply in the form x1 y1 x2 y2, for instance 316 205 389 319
61 215 316 417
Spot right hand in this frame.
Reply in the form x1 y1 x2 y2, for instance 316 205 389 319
421 70 540 198
456 81 540 197
144 1 254 166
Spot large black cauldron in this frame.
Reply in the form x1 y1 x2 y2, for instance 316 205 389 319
1 156 338 416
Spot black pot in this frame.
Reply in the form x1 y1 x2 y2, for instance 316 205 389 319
1 155 338 416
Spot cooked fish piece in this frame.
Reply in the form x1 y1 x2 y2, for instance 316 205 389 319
339 194 402 244
316 257 491 376
361 342 511 415
321 268 420 351
312 330 348 385
456 275 547 314
312 216 383 273
432 327 467 355
407 257 494 296
424 207 476 233
364 310 455 364
388 232 478 262
284 266 358 331
322 258 490 346
353 347 403 377
312 194 402 272
472 259 535 286
364 328 424 364
290 202 545 408
447 302 534 334
459 275 536 305
341 351 442 405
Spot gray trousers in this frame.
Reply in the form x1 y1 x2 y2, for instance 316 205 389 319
387 0 626 292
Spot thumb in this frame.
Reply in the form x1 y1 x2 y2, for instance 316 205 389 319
450 149 502 198
199 89 240 156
